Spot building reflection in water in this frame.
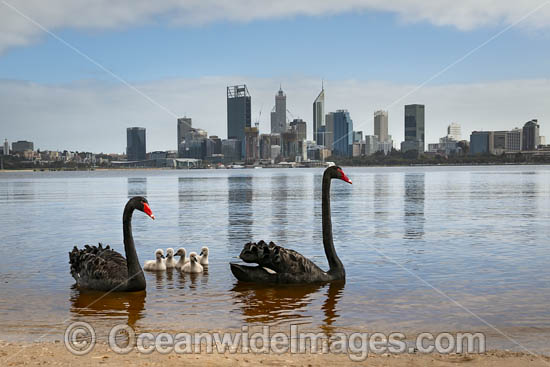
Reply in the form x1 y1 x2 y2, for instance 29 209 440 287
227 176 254 249
127 177 147 198
271 174 289 244
373 174 390 238
69 286 146 328
403 173 425 240
230 281 344 335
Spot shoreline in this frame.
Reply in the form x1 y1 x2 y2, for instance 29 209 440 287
1 340 548 366
1 161 550 173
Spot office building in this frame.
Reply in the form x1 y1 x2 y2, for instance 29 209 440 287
222 139 241 161
470 131 493 155
522 119 540 150
374 110 389 142
11 140 34 153
447 122 461 141
332 110 354 157
505 129 522 151
244 127 259 164
177 117 192 148
492 131 507 155
313 86 325 145
126 127 146 161
270 87 287 134
401 104 425 153
353 131 363 143
3 139 8 155
227 85 251 156
290 119 307 142
364 135 377 156
324 113 334 151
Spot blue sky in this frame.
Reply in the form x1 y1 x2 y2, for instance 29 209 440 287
0 1 549 152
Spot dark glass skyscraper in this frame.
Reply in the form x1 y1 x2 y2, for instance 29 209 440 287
126 127 146 161
227 85 251 157
332 110 353 157
401 104 425 153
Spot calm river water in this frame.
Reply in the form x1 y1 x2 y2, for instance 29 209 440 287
0 166 549 352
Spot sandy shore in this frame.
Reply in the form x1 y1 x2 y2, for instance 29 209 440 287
1 341 548 366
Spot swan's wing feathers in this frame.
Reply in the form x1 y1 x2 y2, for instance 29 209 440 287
69 244 127 287
239 241 322 274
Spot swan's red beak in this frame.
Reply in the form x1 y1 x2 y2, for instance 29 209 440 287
142 202 155 220
338 169 352 184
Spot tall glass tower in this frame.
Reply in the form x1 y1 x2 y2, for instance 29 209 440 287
227 85 251 157
126 127 146 161
312 86 325 145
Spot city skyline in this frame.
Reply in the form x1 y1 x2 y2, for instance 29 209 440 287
1 2 549 152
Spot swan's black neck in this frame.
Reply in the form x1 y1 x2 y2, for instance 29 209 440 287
322 171 344 278
123 202 146 291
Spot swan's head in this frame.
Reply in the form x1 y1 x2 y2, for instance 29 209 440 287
155 249 165 260
189 252 199 263
325 165 352 184
239 241 269 263
166 248 174 258
199 246 209 258
131 196 155 220
175 248 186 257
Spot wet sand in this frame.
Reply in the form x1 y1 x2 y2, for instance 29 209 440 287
0 341 548 366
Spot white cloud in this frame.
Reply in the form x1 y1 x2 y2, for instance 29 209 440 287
0 0 550 53
0 76 548 152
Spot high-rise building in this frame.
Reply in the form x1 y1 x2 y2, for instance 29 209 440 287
3 139 9 155
353 131 363 143
505 129 522 151
11 140 34 153
270 87 287 134
522 119 540 151
324 113 334 150
364 135 378 156
447 122 461 141
126 127 146 161
227 85 251 156
470 131 492 155
332 110 354 157
374 110 389 142
401 104 425 153
312 86 325 145
221 139 241 162
290 119 307 142
244 127 259 164
177 117 192 148
492 131 507 155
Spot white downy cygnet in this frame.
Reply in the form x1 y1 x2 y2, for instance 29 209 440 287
164 248 177 269
181 252 203 273
198 246 209 265
143 249 166 271
174 247 189 270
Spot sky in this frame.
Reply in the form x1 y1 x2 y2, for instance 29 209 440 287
0 0 549 153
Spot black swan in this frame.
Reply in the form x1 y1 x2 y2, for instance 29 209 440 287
230 165 352 284
69 196 155 291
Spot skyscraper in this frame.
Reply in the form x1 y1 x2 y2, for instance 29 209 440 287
447 122 461 141
401 104 425 153
522 119 540 151
126 127 146 161
227 85 251 156
244 126 259 164
3 139 9 155
290 119 307 142
270 86 287 134
312 86 325 145
177 117 192 148
332 110 354 157
374 110 389 142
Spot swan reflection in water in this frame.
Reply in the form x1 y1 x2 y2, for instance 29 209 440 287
69 286 146 328
230 281 345 335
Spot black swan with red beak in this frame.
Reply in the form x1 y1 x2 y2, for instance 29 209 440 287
69 196 155 292
230 166 352 284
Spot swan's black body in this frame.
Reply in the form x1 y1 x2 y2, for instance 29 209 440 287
69 197 153 292
230 166 351 284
